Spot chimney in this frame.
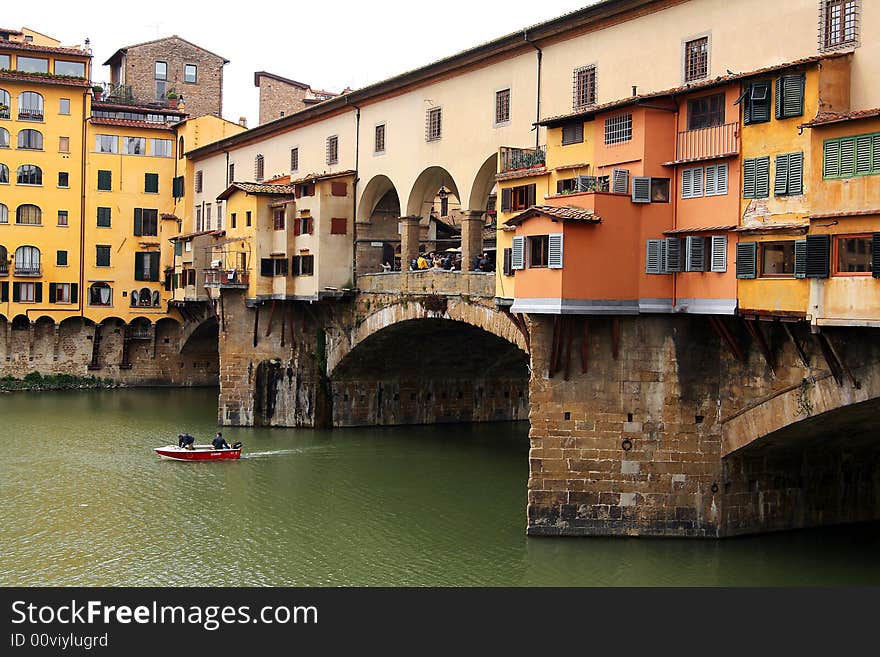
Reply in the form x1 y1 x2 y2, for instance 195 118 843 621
238 116 248 128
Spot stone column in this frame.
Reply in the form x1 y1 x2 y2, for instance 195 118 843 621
460 210 485 272
399 215 421 271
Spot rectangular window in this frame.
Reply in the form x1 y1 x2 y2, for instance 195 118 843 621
292 255 315 276
59 98 70 115
95 134 117 153
125 137 146 155
426 107 442 141
326 135 339 165
761 242 796 277
604 114 632 145
57 210 68 227
58 172 69 188
687 93 724 130
684 36 709 82
835 235 872 275
743 156 770 198
134 252 161 281
502 183 536 212
246 211 252 227
18 282 36 303
331 218 347 235
195 170 203 193
54 60 85 77
274 209 286 231
231 213 237 229
97 170 112 191
743 81 772 125
57 250 68 266
823 132 880 179
59 136 70 153
16 56 49 74
150 139 172 157
295 216 314 235
155 61 167 80
774 152 804 196
172 175 184 198
495 88 511 125
134 208 158 236
561 121 584 146
145 173 159 194
705 163 729 197
573 65 596 109
375 124 386 153
822 0 860 50
290 148 299 172
255 155 264 181
227 163 235 185
0 54 9 69
52 283 72 304
651 178 671 203
682 167 704 199
184 64 197 83
528 236 550 268
96 245 111 267
97 207 111 227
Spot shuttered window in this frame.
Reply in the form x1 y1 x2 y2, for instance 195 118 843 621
774 152 804 196
710 235 728 272
511 236 525 270
743 156 770 198
823 133 880 179
134 252 160 282
503 248 513 276
144 173 159 194
172 175 184 198
665 237 682 273
548 234 564 269
97 207 111 228
561 121 584 145
631 176 651 203
646 240 664 274
97 170 111 191
743 81 771 125
705 163 728 196
794 240 808 278
685 236 706 272
775 74 805 120
736 242 758 279
805 235 831 278
195 170 203 193
611 168 629 194
873 234 880 279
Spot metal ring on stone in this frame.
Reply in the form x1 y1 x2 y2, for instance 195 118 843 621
711 482 719 493
621 438 633 452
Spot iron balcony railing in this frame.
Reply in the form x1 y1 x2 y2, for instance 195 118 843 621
499 145 546 173
17 110 43 122
676 122 739 163
0 263 8 276
14 266 41 277
204 268 249 288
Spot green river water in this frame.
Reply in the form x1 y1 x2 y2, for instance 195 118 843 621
2 388 879 587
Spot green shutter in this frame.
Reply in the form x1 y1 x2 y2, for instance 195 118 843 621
775 74 804 120
97 170 111 190
149 252 160 281
823 140 840 178
839 138 856 177
134 208 143 236
71 283 78 303
0 282 7 303
794 240 808 278
788 152 803 195
774 153 790 196
12 282 19 302
500 188 512 211
34 282 42 303
873 234 880 279
736 242 757 279
145 173 159 193
743 159 756 198
755 156 770 198
805 235 830 279
134 253 145 281
174 240 183 256
172 175 184 198
49 283 56 303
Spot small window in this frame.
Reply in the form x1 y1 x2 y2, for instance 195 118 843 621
821 0 860 51
331 182 347 197
59 98 70 115
246 211 252 227
528 235 550 268
775 74 805 120
835 235 872 275
687 93 724 130
124 137 146 155
97 207 111 227
743 157 770 199
184 64 197 83
290 148 299 172
0 127 7 148
155 61 167 81
651 178 670 203
573 65 596 109
255 154 264 181
95 134 117 153
495 89 511 125
0 164 6 183
195 170 203 193
0 203 6 223
743 81 772 125
375 124 386 153
273 209 286 231
17 282 37 303
331 218 347 235
59 136 69 153
231 213 237 229
52 283 72 304
426 107 442 141
292 255 315 276
761 242 796 277
57 210 68 227
326 135 339 165
172 175 184 198
96 245 111 268
58 172 69 188
145 173 159 194
561 121 584 146
89 283 112 306
604 114 632 145
57 250 68 266
774 153 804 196
684 36 709 82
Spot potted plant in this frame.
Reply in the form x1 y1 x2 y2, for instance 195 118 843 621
166 90 179 108
91 85 103 101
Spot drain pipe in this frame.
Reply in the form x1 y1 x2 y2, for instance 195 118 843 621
524 29 543 151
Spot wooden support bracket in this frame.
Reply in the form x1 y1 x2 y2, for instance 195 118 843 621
611 317 619 360
563 317 574 381
265 299 276 337
709 316 745 362
815 332 859 389
783 322 809 368
253 304 260 348
580 318 589 374
744 319 774 373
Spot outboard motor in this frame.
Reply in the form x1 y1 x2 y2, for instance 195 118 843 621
232 441 243 450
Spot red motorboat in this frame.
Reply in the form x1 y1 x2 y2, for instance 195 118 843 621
154 444 242 461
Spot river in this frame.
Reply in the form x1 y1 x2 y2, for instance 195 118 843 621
1 388 879 586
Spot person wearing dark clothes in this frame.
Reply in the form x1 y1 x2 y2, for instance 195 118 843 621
178 433 195 450
212 432 231 450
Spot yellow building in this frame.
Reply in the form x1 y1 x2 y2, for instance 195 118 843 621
0 33 91 325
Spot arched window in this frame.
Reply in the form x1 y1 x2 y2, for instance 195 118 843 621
255 154 264 181
14 245 41 275
0 164 7 184
130 290 139 307
178 136 184 159
15 204 41 225
0 203 7 224
16 165 42 186
0 246 7 269
17 129 43 150
0 127 8 148
0 89 9 119
140 287 153 307
18 92 44 121
89 283 112 306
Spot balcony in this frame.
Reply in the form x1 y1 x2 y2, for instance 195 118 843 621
14 266 41 277
0 263 8 276
204 268 249 288
499 145 546 174
17 110 43 122
673 122 739 164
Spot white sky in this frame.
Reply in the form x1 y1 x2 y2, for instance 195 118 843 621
4 0 596 127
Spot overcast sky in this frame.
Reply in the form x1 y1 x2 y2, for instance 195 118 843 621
5 0 596 127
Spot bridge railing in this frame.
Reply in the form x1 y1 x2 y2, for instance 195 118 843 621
357 270 495 297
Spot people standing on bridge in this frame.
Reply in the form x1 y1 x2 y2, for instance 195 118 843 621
417 254 429 270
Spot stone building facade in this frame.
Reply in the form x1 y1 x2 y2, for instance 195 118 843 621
254 71 339 126
104 36 227 118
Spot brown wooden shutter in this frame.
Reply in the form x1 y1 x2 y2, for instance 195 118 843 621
134 208 143 236
501 188 512 212
308 217 314 234
526 184 536 208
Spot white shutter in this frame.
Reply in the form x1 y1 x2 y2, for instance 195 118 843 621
612 168 629 194
681 168 693 199
664 237 682 272
632 176 651 203
646 240 663 274
511 236 525 270
716 163 729 195
548 233 564 269
710 235 728 272
685 235 706 272
705 166 717 196
692 166 704 198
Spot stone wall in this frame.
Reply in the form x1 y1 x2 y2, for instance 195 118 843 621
257 76 309 126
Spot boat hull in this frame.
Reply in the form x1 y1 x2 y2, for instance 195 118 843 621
154 445 241 461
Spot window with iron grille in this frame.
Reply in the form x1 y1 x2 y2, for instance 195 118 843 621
195 170 203 193
227 163 234 185
821 0 860 50
495 89 510 125
604 114 632 145
255 154 264 181
290 148 299 172
375 124 386 153
326 135 339 165
426 107 442 142
573 65 596 110
684 36 709 82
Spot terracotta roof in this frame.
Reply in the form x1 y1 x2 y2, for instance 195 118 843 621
734 222 809 233
0 70 90 87
506 205 602 226
254 71 310 89
93 101 186 117
89 117 175 131
160 213 179 220
809 209 880 220
104 35 228 66
540 52 853 127
495 166 548 182
664 225 737 235
0 40 89 57
216 182 298 200
799 108 880 128
555 162 591 172
0 28 24 35
289 170 356 185
172 229 224 241
308 88 340 97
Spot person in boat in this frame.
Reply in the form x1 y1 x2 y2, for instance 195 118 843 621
212 432 231 450
178 433 195 450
